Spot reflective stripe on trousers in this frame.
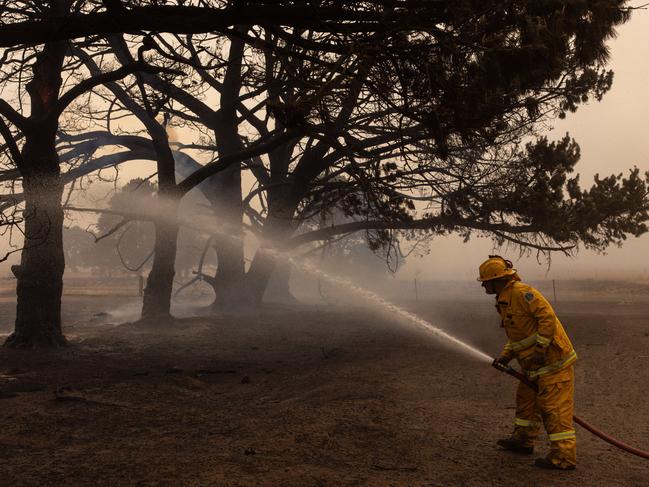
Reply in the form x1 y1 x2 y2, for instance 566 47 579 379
514 417 542 428
549 430 576 442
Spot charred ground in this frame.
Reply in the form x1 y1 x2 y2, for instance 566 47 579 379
1 279 648 486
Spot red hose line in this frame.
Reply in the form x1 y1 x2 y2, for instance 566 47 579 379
572 415 649 460
498 364 649 460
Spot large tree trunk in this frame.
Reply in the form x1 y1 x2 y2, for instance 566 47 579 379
141 215 178 322
209 161 245 307
241 252 277 305
220 132 302 308
207 208 295 310
207 36 247 308
233 201 298 307
5 36 68 348
140 131 179 322
171 147 245 306
100 34 181 323
211 232 245 306
6 167 66 348
263 261 298 304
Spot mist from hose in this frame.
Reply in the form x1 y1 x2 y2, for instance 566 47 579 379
86 198 493 363
186 209 492 362
260 247 492 363
175 211 494 362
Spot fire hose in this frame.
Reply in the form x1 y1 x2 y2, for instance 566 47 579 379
492 360 649 460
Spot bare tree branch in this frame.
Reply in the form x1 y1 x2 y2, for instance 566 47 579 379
0 116 23 168
54 61 183 120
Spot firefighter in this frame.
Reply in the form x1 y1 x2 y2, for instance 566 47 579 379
478 255 577 470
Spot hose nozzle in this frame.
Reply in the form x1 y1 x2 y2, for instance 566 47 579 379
491 357 510 373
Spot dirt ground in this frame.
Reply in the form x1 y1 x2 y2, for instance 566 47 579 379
1 280 649 486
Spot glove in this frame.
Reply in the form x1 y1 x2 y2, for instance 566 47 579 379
531 346 545 368
492 356 511 371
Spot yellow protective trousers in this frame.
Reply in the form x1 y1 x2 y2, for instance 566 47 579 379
511 366 576 468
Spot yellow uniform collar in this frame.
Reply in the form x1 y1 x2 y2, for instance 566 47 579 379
496 279 517 303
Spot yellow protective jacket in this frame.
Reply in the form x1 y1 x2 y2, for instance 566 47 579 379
496 280 576 380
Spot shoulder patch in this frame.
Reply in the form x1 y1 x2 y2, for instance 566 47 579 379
524 292 535 302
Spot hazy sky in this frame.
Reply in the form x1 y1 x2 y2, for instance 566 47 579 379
401 7 649 281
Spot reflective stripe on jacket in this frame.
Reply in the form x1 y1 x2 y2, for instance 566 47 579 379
496 280 576 377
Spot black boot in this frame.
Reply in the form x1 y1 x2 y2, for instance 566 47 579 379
496 438 534 454
533 457 576 470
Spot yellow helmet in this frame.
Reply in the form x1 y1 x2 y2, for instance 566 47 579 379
477 255 517 282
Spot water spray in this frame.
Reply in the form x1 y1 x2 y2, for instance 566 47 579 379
278 251 492 363
68 202 485 361
171 212 492 362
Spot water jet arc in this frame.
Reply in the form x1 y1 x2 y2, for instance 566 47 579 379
278 252 492 363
